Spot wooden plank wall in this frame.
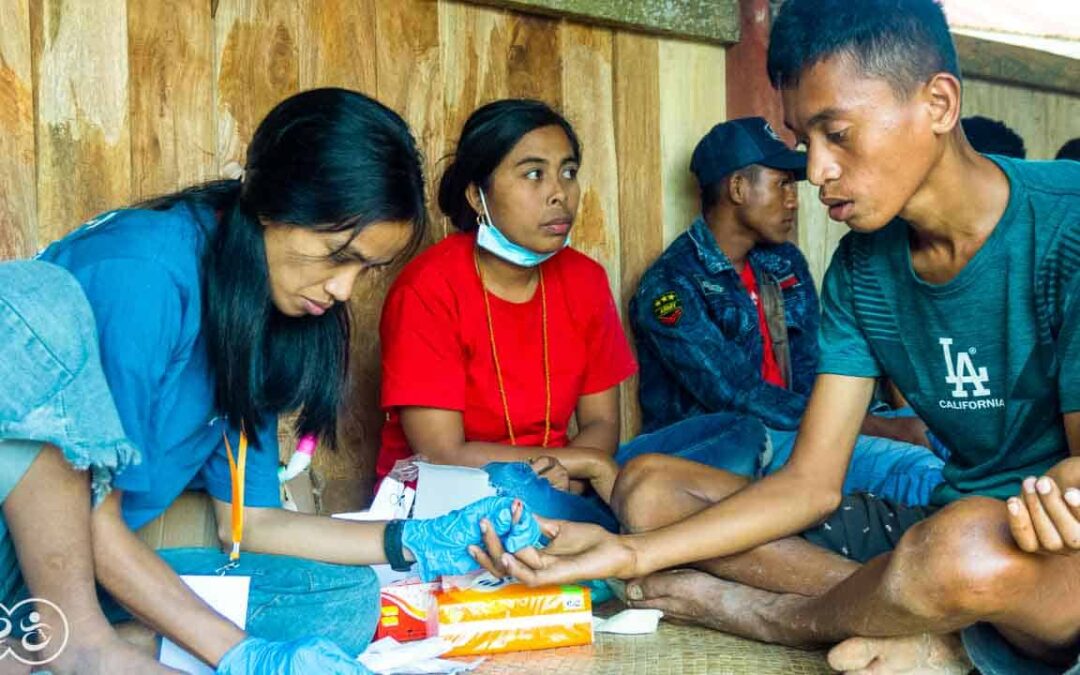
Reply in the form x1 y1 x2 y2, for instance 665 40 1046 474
797 77 1080 288
0 0 725 512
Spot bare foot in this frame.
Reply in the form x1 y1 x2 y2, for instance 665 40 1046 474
48 637 182 675
828 633 972 674
625 568 790 642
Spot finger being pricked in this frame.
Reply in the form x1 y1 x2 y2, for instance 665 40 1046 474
1034 477 1080 551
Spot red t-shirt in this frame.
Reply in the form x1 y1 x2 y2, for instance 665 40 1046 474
739 261 785 387
376 233 637 481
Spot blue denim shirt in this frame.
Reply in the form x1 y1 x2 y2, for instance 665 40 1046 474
630 217 819 432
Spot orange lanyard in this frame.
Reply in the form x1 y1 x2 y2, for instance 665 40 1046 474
223 430 248 562
474 250 551 448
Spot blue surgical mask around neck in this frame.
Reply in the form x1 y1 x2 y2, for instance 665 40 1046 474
475 188 569 268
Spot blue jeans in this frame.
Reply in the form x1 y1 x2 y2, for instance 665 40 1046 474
765 429 944 506
102 548 380 656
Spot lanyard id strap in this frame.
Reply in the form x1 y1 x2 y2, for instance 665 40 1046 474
224 430 248 562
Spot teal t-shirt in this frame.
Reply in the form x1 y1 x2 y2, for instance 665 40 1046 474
819 156 1080 505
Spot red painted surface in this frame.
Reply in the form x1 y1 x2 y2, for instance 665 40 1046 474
725 0 792 144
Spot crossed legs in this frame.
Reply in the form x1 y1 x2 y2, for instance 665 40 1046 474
611 454 1080 671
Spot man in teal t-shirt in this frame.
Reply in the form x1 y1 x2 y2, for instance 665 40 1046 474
819 154 1078 506
477 1 1080 673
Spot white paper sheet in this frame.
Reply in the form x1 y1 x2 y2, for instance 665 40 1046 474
412 463 496 519
159 575 250 674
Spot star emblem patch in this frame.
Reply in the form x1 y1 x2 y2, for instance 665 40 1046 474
652 291 683 327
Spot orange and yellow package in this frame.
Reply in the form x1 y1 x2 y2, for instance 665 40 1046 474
432 578 593 656
375 579 439 642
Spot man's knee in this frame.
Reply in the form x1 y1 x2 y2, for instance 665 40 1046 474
611 454 678 532
886 498 1029 620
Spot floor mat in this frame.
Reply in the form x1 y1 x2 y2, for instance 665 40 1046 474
470 620 832 674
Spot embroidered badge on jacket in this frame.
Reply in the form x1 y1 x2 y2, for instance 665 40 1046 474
653 291 683 326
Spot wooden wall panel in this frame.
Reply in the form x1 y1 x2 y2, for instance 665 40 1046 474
214 0 300 173
128 0 215 201
507 14 562 103
613 31 663 438
561 23 618 287
440 2 513 200
0 0 35 257
298 0 377 93
32 0 132 242
376 0 444 235
657 38 726 247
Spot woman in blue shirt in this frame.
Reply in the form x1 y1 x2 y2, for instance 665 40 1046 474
38 88 539 673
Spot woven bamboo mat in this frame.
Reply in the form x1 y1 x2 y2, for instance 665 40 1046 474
466 620 833 674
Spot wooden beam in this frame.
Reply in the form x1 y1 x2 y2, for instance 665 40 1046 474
0 0 35 257
466 0 740 45
955 33 1080 97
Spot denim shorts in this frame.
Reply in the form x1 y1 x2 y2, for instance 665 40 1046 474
0 260 138 505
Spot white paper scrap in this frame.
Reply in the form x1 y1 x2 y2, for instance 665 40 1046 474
159 575 250 673
593 608 664 635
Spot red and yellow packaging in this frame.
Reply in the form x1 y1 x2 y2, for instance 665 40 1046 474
375 579 439 642
431 579 593 656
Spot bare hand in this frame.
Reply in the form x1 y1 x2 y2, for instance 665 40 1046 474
478 516 638 586
529 456 571 492
1007 474 1080 554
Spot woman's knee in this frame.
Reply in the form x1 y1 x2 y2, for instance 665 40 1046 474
247 558 380 654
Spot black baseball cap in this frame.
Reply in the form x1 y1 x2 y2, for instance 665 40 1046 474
690 117 807 185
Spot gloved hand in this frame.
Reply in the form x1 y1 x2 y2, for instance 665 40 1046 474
216 636 373 675
401 496 544 581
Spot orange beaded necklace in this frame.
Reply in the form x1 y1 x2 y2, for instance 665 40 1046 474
474 249 551 448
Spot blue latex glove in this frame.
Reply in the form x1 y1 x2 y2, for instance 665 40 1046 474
216 636 372 675
401 496 544 581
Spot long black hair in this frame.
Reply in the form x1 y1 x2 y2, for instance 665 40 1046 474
437 99 580 232
140 88 426 448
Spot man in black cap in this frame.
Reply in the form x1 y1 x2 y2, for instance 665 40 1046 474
627 117 943 505
631 117 813 434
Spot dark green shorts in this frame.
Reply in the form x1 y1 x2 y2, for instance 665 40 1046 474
802 491 937 563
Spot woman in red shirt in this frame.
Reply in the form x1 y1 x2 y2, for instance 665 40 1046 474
378 100 635 527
